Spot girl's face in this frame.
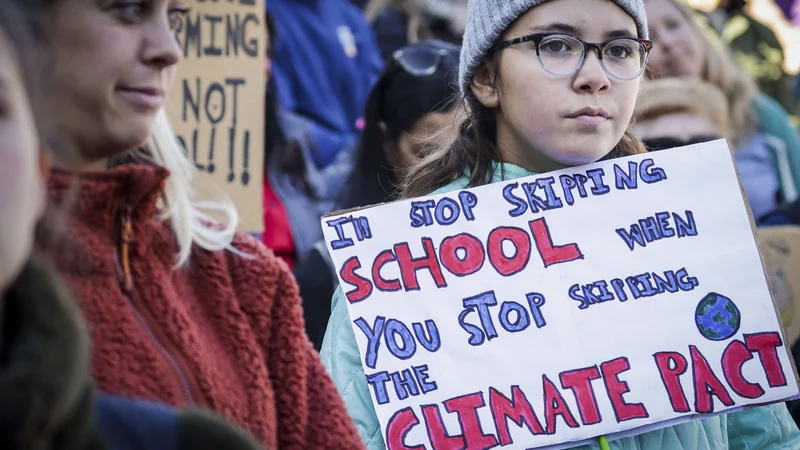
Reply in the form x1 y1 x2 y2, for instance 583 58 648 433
482 0 642 172
42 0 185 165
0 32 45 292
644 0 705 78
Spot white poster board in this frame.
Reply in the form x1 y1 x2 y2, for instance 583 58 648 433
321 140 800 449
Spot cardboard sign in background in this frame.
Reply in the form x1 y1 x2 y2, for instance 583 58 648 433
759 226 800 345
168 0 265 232
322 141 800 449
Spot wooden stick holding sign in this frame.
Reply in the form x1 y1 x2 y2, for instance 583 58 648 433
322 140 800 449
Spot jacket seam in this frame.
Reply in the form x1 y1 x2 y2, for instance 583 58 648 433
764 133 799 203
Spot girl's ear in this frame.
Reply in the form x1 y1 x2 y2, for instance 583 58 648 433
470 62 500 108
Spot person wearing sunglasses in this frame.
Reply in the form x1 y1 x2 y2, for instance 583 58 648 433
634 77 729 152
337 39 463 210
295 40 462 349
321 0 800 448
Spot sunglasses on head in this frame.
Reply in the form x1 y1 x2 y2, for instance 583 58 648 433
391 43 460 77
642 135 721 152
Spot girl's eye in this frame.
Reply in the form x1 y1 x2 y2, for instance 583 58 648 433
540 39 573 54
168 7 190 30
606 43 634 59
113 1 146 22
665 18 682 31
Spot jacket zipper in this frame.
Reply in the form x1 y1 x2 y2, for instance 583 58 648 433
114 205 204 407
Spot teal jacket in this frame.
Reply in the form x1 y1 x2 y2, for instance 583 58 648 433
321 162 800 450
753 94 800 204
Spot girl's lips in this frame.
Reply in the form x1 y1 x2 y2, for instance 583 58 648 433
569 114 609 125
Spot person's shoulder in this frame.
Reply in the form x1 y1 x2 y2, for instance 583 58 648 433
187 228 292 289
227 230 291 276
95 394 179 450
229 230 299 297
753 93 792 125
428 162 533 196
95 394 262 450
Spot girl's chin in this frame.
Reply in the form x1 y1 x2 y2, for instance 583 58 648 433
540 143 614 167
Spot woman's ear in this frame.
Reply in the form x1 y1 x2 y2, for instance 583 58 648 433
470 62 500 108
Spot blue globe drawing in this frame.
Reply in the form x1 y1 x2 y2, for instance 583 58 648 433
695 293 741 341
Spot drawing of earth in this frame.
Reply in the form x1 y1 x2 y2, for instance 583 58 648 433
695 293 741 341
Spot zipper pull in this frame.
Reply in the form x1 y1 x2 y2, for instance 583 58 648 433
121 206 135 293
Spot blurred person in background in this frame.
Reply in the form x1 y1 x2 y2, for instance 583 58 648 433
296 40 463 349
265 11 354 349
706 0 798 116
646 0 800 220
364 0 467 61
268 0 384 169
634 77 731 151
11 0 364 448
0 3 261 449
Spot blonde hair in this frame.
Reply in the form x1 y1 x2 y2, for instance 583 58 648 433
146 110 240 266
636 77 732 138
663 0 759 148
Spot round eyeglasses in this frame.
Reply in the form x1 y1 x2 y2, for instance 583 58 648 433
392 43 460 77
493 33 653 81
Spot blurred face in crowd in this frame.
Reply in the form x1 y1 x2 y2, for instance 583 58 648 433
644 0 705 78
0 30 46 292
40 0 186 166
473 0 642 172
391 109 464 178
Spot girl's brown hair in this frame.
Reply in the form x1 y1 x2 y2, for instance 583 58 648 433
401 57 646 198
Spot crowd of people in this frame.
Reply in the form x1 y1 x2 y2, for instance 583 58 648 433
2 0 800 448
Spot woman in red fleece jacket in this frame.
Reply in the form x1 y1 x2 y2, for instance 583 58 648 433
11 0 363 448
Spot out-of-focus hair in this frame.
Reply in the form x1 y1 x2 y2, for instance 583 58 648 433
656 0 759 148
636 77 732 138
146 111 240 266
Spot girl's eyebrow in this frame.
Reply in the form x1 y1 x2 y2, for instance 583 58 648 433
529 22 637 39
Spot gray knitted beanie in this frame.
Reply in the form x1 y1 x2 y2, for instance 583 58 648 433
459 0 649 95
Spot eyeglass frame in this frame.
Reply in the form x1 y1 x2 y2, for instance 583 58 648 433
491 32 654 81
391 44 459 77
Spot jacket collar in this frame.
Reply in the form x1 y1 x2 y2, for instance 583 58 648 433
47 163 170 230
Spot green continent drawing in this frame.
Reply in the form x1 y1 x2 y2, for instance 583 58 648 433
695 293 741 341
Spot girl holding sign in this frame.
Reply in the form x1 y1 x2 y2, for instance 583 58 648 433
10 0 363 448
322 0 800 448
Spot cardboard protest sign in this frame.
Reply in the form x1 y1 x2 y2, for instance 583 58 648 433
321 140 800 449
168 0 265 232
758 226 800 345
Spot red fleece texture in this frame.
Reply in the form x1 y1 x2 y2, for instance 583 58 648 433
45 164 363 449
